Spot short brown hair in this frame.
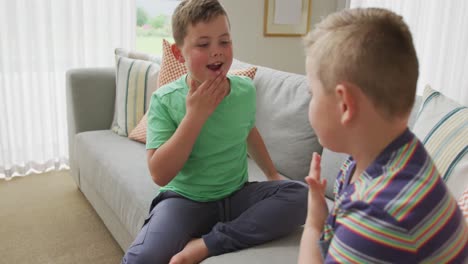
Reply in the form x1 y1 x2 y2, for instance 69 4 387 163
304 8 419 119
172 0 228 46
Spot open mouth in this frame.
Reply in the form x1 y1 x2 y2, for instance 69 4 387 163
206 62 223 71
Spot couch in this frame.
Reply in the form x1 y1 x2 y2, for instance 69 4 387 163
67 58 468 263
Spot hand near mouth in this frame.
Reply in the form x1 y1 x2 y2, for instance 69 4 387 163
186 71 228 123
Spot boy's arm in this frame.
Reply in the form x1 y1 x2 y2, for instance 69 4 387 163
247 127 285 181
147 72 229 186
299 228 324 264
147 113 205 186
299 153 328 264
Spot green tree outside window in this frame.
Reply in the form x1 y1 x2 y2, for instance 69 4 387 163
136 0 178 55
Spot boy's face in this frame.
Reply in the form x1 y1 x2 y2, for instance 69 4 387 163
306 56 342 151
175 15 233 84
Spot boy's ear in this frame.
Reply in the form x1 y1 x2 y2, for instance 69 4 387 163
171 44 185 63
335 83 357 126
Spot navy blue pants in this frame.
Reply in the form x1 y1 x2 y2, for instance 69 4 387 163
121 180 308 264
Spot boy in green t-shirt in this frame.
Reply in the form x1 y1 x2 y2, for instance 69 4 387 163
121 1 308 263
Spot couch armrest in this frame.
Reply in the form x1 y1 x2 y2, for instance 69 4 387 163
66 67 115 186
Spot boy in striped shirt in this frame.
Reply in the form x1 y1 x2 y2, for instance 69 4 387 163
298 8 468 263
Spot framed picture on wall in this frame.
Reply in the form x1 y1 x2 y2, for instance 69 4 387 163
264 0 311 37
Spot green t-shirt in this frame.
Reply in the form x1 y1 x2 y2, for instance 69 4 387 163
146 74 256 202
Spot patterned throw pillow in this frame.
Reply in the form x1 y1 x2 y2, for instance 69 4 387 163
157 39 188 87
128 39 257 144
129 113 148 143
112 49 161 136
412 85 468 199
459 188 468 222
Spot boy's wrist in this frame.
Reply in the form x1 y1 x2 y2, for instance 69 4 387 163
305 215 326 232
304 227 322 238
179 112 207 139
184 111 208 125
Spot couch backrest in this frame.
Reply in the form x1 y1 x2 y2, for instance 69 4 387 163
234 59 432 195
251 65 322 181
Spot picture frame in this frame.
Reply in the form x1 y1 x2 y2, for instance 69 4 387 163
263 0 311 37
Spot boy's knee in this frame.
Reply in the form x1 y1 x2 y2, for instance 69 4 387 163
282 180 308 198
281 181 309 216
122 245 160 264
273 181 308 204
122 241 180 264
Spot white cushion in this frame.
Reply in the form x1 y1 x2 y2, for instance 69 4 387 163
412 85 468 199
112 49 161 136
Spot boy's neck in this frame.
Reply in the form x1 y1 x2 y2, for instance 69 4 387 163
186 73 231 96
187 73 202 87
348 119 408 183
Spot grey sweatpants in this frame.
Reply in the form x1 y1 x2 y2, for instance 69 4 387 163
121 180 308 264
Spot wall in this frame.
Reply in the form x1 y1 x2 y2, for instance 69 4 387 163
220 0 345 74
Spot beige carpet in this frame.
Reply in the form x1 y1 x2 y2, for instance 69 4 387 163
0 170 124 264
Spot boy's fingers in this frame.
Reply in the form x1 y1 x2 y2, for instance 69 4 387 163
189 79 199 94
191 71 226 97
308 152 321 181
305 176 326 197
196 72 221 95
208 71 225 94
304 175 314 187
305 176 322 193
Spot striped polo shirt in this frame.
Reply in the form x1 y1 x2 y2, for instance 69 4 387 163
321 129 468 263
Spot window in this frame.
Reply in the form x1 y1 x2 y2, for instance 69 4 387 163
136 0 180 55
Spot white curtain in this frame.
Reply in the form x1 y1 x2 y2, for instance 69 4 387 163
350 0 468 106
0 0 135 180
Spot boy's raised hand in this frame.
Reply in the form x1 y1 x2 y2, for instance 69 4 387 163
304 152 328 232
186 71 229 122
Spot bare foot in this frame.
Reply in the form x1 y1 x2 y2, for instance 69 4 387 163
169 238 209 264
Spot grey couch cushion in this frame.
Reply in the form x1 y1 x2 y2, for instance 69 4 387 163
202 228 303 264
75 130 158 237
220 61 322 182
253 66 322 181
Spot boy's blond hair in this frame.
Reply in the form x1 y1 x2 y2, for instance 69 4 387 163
172 0 229 46
304 8 418 119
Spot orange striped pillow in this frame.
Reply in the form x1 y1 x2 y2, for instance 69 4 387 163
128 39 257 144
